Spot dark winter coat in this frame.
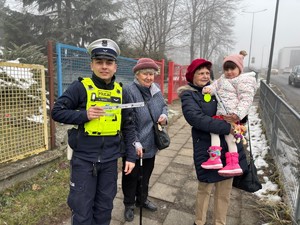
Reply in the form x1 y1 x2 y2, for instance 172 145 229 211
51 74 136 163
178 83 248 183
123 80 168 159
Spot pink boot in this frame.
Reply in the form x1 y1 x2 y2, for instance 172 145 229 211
218 152 243 177
201 146 223 169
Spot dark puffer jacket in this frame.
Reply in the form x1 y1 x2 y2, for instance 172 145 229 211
178 83 248 183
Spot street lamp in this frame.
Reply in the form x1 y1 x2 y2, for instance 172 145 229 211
261 45 267 72
243 9 267 69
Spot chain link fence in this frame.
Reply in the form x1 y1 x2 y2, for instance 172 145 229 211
55 43 165 97
0 62 48 164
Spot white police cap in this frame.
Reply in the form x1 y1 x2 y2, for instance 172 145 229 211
87 38 120 60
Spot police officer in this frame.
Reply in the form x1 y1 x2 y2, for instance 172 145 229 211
51 38 136 225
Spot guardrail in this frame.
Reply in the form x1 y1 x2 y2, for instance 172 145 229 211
259 80 300 224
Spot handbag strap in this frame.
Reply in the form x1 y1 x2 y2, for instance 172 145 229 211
141 97 156 124
246 119 254 162
138 88 156 124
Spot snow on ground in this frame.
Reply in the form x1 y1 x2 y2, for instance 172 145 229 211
247 105 281 202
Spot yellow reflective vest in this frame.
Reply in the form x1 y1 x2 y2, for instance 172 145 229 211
81 78 122 136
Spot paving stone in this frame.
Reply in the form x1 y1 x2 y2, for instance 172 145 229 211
158 171 187 187
155 155 173 166
157 149 178 158
178 147 193 157
152 163 168 175
163 209 194 225
149 182 179 203
173 155 193 166
166 163 194 175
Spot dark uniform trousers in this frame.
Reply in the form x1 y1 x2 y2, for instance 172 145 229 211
68 156 118 225
122 156 155 206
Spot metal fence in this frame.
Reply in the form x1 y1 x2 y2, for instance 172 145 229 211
259 80 300 223
167 61 188 104
0 62 48 164
55 43 165 97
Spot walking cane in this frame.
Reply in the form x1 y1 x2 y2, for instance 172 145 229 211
139 152 143 225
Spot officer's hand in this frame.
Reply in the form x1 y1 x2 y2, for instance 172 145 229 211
87 106 106 120
124 161 135 175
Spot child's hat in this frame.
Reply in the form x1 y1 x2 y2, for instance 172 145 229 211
223 50 247 73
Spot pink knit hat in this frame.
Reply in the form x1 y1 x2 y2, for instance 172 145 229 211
185 58 212 83
133 58 159 73
223 50 247 73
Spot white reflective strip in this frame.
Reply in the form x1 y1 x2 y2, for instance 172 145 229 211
101 102 144 110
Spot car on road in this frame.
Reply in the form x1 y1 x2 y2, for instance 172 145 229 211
288 65 300 87
271 68 279 75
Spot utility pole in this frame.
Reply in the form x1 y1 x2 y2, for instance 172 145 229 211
243 9 267 70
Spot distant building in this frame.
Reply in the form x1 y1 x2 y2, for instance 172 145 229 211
278 46 300 73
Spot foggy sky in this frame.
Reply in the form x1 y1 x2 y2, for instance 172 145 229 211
5 0 300 69
233 0 300 70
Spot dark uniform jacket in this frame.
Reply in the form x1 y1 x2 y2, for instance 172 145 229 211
51 74 136 163
178 83 248 183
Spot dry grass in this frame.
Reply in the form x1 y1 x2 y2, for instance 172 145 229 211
0 158 70 225
254 151 294 224
256 201 293 225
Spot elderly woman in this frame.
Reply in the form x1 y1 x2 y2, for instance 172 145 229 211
177 58 248 225
121 58 168 222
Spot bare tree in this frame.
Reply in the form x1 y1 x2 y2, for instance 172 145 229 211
120 0 184 59
184 0 241 61
184 0 208 61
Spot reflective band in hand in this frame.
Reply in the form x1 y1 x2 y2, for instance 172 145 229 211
102 102 145 110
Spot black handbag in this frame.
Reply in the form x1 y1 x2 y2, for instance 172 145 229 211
233 121 262 193
233 154 262 192
152 122 170 150
142 95 170 150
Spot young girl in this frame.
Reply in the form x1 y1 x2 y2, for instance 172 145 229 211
201 51 257 177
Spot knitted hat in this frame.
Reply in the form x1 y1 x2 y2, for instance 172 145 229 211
133 58 159 73
185 58 212 83
223 50 247 73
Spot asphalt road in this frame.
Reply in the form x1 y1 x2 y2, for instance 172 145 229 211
260 72 300 113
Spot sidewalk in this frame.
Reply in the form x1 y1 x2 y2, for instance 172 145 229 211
62 103 262 225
